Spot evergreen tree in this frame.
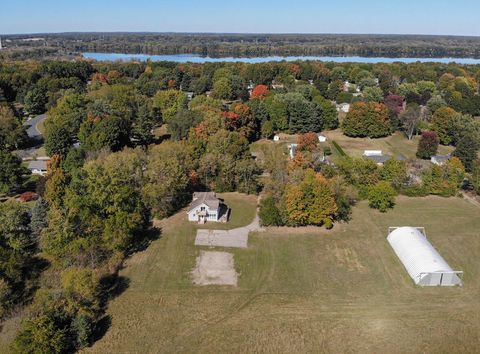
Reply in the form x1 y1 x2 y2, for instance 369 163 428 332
453 133 479 172
30 197 48 237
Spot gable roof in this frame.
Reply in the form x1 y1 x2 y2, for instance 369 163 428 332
27 160 47 170
189 192 220 212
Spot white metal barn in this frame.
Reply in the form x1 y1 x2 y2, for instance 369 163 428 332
387 227 463 286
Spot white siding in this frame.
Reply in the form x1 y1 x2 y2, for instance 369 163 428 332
387 227 462 286
188 204 220 222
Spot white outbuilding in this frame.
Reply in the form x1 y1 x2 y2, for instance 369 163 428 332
387 227 462 286
318 134 327 143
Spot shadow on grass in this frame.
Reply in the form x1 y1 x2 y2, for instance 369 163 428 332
91 314 112 344
91 275 130 344
90 226 162 345
127 226 162 256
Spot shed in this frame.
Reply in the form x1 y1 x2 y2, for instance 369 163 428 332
318 134 327 143
387 227 462 286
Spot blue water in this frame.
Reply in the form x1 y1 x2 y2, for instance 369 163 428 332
82 52 480 64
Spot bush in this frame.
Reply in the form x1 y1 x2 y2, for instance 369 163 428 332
259 197 283 226
368 181 396 212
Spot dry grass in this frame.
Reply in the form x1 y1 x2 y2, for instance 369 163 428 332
80 196 480 354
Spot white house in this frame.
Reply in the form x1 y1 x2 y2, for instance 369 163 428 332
273 135 280 142
318 134 327 143
271 81 285 90
336 103 350 113
187 192 225 223
27 160 48 176
431 155 450 166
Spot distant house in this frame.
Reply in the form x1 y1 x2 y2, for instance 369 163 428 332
186 92 194 101
431 155 451 166
343 81 360 93
28 160 48 176
271 81 285 90
363 150 390 165
273 135 280 142
187 192 227 224
336 103 350 113
247 81 255 96
318 134 327 143
288 144 298 159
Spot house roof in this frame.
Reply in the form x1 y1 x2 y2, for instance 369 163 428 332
189 192 220 212
364 154 391 164
27 160 47 170
432 155 450 162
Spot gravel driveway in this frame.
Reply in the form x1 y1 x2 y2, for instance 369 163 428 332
195 205 264 249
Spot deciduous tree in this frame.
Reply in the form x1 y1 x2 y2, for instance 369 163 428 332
416 131 439 159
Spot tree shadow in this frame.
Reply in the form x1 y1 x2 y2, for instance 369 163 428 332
91 314 112 344
22 256 50 305
98 275 130 307
90 274 130 344
126 226 162 256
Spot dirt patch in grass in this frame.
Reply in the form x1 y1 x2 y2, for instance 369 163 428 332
192 251 238 286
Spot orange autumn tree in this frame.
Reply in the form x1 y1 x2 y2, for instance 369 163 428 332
250 85 269 100
297 132 318 152
283 169 337 228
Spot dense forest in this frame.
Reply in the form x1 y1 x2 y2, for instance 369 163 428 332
3 33 480 59
1 56 480 352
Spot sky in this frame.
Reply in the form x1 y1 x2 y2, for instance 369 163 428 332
1 0 479 36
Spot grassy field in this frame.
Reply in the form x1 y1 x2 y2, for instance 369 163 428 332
79 196 480 354
251 129 454 165
325 130 454 160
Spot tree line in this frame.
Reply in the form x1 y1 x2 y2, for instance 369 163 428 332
4 33 480 59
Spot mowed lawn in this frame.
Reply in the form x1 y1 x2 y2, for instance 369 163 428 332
325 129 454 160
79 195 480 354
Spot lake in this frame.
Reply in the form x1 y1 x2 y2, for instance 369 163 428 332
82 52 480 64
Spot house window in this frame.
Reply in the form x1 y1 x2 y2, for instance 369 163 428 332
200 206 205 211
